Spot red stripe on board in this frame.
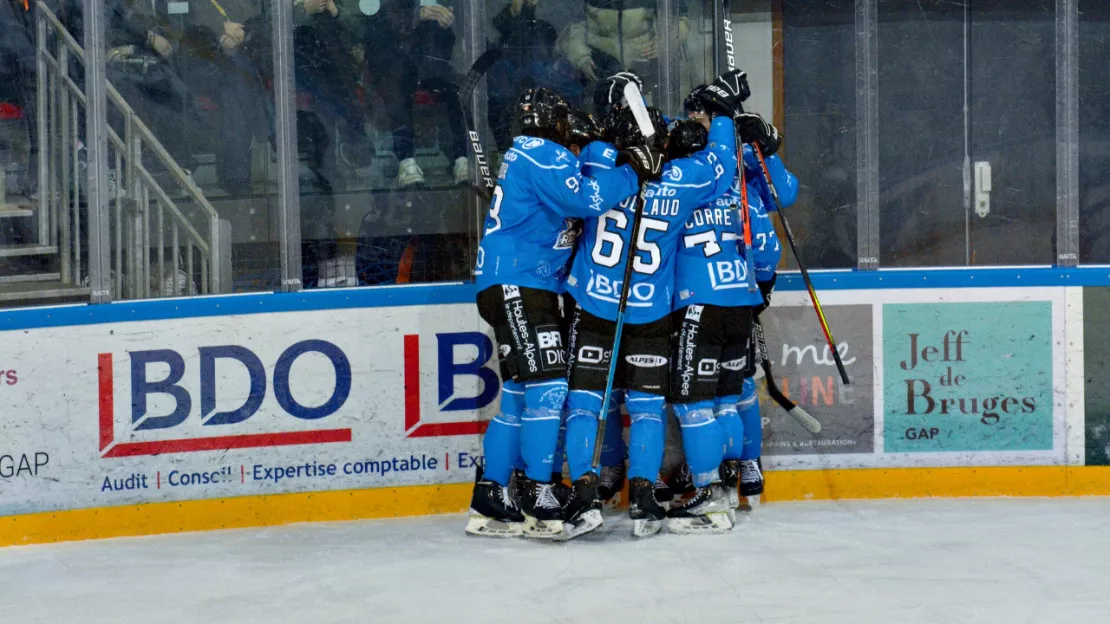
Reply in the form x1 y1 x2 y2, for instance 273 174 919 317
403 334 421 431
407 421 488 438
97 354 114 451
101 429 352 458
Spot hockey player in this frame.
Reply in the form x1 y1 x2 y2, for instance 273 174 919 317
730 109 795 507
467 87 663 539
561 94 741 539
687 80 796 511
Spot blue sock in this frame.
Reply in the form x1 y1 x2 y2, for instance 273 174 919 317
564 389 603 480
482 380 524 487
520 379 568 481
601 393 626 468
626 391 665 482
673 400 725 487
738 377 762 460
715 394 744 461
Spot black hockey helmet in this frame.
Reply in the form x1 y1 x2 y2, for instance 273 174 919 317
666 118 708 160
566 109 604 147
609 106 668 151
684 84 709 115
516 87 570 143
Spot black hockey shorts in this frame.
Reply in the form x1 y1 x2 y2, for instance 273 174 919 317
669 303 753 404
565 300 671 396
476 284 568 383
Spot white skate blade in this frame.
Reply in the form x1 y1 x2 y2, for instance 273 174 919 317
465 512 523 538
555 509 603 542
632 518 662 538
522 515 564 540
667 512 734 535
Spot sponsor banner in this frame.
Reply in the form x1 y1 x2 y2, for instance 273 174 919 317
882 302 1054 453
0 305 495 516
759 305 875 456
1084 287 1110 466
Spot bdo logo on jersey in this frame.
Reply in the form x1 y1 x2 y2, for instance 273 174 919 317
403 332 500 438
97 340 353 458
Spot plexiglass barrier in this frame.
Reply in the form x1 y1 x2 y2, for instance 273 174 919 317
0 0 1102 309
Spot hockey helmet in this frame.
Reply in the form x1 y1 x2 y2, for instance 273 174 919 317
666 118 708 160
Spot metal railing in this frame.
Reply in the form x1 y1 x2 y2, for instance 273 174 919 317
36 1 227 299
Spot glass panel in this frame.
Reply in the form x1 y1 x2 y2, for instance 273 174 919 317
968 1 1055 265
781 0 857 268
1079 1 1110 263
877 0 966 266
292 0 476 288
0 0 91 308
878 0 1056 267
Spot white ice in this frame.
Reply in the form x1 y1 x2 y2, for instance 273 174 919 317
3 498 1109 623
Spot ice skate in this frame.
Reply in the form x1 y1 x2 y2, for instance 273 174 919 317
628 477 666 537
718 459 742 524
740 459 764 496
666 483 734 535
465 467 524 538
551 473 573 508
520 478 565 539
670 462 696 499
556 473 603 541
598 462 626 509
654 475 674 504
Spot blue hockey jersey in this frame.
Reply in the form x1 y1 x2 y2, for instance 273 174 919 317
673 178 781 309
565 116 738 325
475 136 639 293
742 146 798 211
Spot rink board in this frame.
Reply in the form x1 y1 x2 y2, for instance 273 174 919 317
0 278 1101 545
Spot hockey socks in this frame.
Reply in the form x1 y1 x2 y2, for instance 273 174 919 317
714 394 745 461
738 378 762 461
520 379 568 482
673 400 726 488
626 391 665 483
482 380 525 487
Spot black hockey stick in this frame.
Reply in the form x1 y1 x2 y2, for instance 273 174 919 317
457 48 504 201
753 318 821 434
591 82 654 470
751 145 850 386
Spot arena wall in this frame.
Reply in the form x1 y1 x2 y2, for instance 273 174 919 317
3 268 1109 546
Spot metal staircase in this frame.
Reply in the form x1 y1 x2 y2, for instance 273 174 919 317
0 2 229 307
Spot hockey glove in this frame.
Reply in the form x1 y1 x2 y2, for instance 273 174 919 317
618 145 666 184
736 113 783 158
754 274 777 318
595 71 645 112
698 69 750 118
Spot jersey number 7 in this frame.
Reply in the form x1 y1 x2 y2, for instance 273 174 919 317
590 209 668 275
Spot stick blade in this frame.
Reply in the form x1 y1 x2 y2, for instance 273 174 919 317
622 82 655 140
788 406 822 434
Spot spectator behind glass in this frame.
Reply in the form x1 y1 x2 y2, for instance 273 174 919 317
102 0 198 174
484 0 570 152
556 0 689 110
173 0 273 197
360 0 469 188
292 0 373 182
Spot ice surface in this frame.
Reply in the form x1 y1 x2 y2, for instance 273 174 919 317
3 498 1110 623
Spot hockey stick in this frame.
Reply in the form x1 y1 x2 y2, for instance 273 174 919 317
457 48 503 201
737 135 757 292
751 145 850 385
753 318 821 434
591 82 654 470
